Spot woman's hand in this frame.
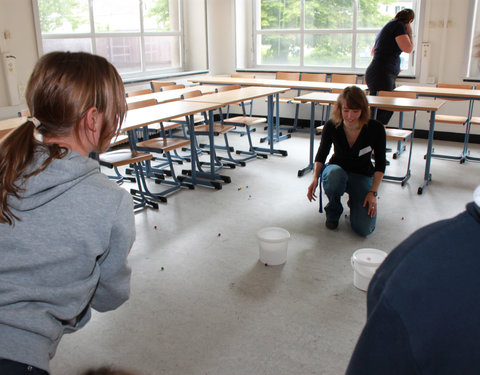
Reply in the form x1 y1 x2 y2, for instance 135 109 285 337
405 22 413 35
307 179 318 202
363 191 377 218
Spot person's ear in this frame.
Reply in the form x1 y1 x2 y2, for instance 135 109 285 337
85 107 99 134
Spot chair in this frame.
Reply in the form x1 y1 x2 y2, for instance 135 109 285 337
187 86 243 167
127 97 182 149
330 74 357 93
287 72 328 133
126 88 152 97
150 81 176 92
160 84 186 92
218 85 270 163
431 83 474 162
229 74 256 120
98 150 158 210
377 91 417 186
330 74 357 84
129 99 193 199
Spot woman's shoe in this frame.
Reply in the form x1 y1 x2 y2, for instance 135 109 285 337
325 220 339 230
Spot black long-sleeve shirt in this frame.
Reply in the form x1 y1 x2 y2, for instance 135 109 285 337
314 119 386 176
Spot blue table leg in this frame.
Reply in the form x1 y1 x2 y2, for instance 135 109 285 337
418 110 436 195
253 94 288 156
298 101 316 177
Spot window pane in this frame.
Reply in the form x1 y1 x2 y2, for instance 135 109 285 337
355 33 376 68
260 0 301 30
305 0 353 29
96 37 141 74
143 0 180 32
42 38 92 54
357 0 396 29
399 52 410 71
258 34 300 65
144 36 181 70
38 0 90 34
304 34 352 67
93 0 140 32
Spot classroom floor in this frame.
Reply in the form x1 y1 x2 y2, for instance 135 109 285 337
50 125 479 375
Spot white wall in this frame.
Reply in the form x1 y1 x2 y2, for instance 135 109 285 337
206 0 235 75
0 0 38 115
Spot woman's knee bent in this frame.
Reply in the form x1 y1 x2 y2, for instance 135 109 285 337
322 165 348 195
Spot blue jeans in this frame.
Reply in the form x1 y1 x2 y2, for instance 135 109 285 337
322 164 376 236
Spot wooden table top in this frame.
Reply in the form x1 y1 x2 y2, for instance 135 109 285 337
190 76 367 92
296 92 446 112
0 116 26 141
395 85 480 99
184 86 287 105
126 85 221 105
122 100 222 132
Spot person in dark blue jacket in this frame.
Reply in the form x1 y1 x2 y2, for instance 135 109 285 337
365 8 415 125
346 186 480 375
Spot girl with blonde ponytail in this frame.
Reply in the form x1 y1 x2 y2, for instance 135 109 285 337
0 52 135 375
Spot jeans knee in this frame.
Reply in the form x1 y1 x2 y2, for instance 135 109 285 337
323 166 347 194
351 218 376 237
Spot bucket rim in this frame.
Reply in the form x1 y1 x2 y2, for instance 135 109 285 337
256 227 290 243
352 248 387 267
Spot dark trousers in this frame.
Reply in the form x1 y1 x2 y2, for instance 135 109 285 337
365 60 398 125
0 359 49 375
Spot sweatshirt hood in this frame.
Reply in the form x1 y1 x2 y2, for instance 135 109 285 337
9 150 100 212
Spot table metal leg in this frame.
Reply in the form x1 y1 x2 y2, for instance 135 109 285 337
418 110 436 194
298 102 316 177
253 94 288 156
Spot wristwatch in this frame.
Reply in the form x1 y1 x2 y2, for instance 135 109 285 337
369 191 378 197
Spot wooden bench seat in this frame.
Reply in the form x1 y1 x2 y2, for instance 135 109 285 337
434 114 468 125
99 149 152 167
136 137 190 152
193 124 235 135
385 128 413 141
223 116 266 126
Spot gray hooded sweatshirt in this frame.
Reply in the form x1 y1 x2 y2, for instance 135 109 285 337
0 149 135 372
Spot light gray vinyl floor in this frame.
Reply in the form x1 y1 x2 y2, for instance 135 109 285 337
50 126 480 375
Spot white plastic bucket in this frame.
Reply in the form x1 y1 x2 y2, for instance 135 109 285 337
351 248 387 291
257 227 290 265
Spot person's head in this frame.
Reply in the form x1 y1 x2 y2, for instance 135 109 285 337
394 8 414 24
331 86 370 128
26 51 126 153
0 51 126 225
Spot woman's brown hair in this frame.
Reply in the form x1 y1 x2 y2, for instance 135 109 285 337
331 86 370 127
0 52 126 225
394 8 415 24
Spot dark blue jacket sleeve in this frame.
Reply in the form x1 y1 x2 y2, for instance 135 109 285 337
345 297 419 375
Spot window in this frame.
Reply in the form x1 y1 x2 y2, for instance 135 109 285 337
236 0 421 76
466 0 480 79
32 0 208 80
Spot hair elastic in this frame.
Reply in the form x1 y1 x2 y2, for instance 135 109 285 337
27 116 42 128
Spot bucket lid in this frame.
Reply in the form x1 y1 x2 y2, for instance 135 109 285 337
256 227 290 243
352 248 387 267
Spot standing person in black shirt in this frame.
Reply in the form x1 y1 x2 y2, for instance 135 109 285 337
365 8 415 125
307 86 386 237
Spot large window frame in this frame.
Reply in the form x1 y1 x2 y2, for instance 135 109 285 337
236 0 422 76
32 0 208 81
465 0 480 80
